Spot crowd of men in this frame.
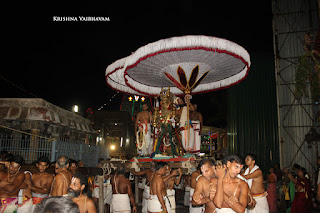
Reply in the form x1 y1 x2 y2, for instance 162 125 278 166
0 154 96 213
91 154 263 213
128 153 319 213
1 150 319 213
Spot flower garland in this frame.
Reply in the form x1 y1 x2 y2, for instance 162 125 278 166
136 128 147 150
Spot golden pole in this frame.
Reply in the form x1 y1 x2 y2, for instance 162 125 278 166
185 91 191 152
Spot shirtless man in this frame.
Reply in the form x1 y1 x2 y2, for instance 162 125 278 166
190 104 203 154
31 156 54 206
163 165 182 213
175 97 196 152
242 154 269 213
192 158 217 213
69 159 79 175
213 154 248 213
127 161 157 213
68 172 96 213
50 156 72 196
111 164 137 213
135 104 153 156
190 161 205 212
148 162 171 213
0 155 25 213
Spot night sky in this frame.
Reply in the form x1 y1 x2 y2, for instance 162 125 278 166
2 1 274 127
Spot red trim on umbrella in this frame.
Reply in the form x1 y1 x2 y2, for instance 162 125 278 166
105 66 149 96
123 46 250 96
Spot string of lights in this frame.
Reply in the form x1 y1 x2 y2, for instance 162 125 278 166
97 91 120 111
97 92 149 111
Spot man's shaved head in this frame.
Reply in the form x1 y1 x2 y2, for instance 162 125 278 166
56 156 69 169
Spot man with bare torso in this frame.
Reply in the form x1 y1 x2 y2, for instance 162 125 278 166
189 160 205 212
111 164 136 213
31 156 54 207
69 159 79 176
135 104 153 156
192 159 217 213
148 162 171 213
128 161 157 213
213 154 248 213
50 156 72 196
163 165 182 213
68 172 96 213
242 154 269 213
0 155 25 213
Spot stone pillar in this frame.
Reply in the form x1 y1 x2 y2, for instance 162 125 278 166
28 128 40 163
51 133 60 162
98 175 104 213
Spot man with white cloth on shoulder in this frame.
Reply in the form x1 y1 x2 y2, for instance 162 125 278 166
148 162 172 213
241 153 269 213
110 164 137 213
127 161 160 213
213 154 249 213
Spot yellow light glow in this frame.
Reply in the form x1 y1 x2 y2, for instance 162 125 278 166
141 97 145 102
128 96 133 101
110 145 116 150
73 105 79 113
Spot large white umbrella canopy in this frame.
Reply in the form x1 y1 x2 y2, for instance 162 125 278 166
105 35 251 96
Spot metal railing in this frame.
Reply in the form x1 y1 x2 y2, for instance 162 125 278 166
0 127 108 167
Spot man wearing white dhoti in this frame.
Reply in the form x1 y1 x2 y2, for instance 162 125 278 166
149 195 172 213
175 97 196 152
135 104 153 156
242 154 269 213
128 161 158 213
149 162 172 213
110 165 136 213
190 104 203 154
165 166 182 213
92 177 112 211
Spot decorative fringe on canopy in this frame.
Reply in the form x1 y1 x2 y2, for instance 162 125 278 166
106 35 251 96
105 57 144 95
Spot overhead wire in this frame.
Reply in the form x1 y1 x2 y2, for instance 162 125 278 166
0 74 39 98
